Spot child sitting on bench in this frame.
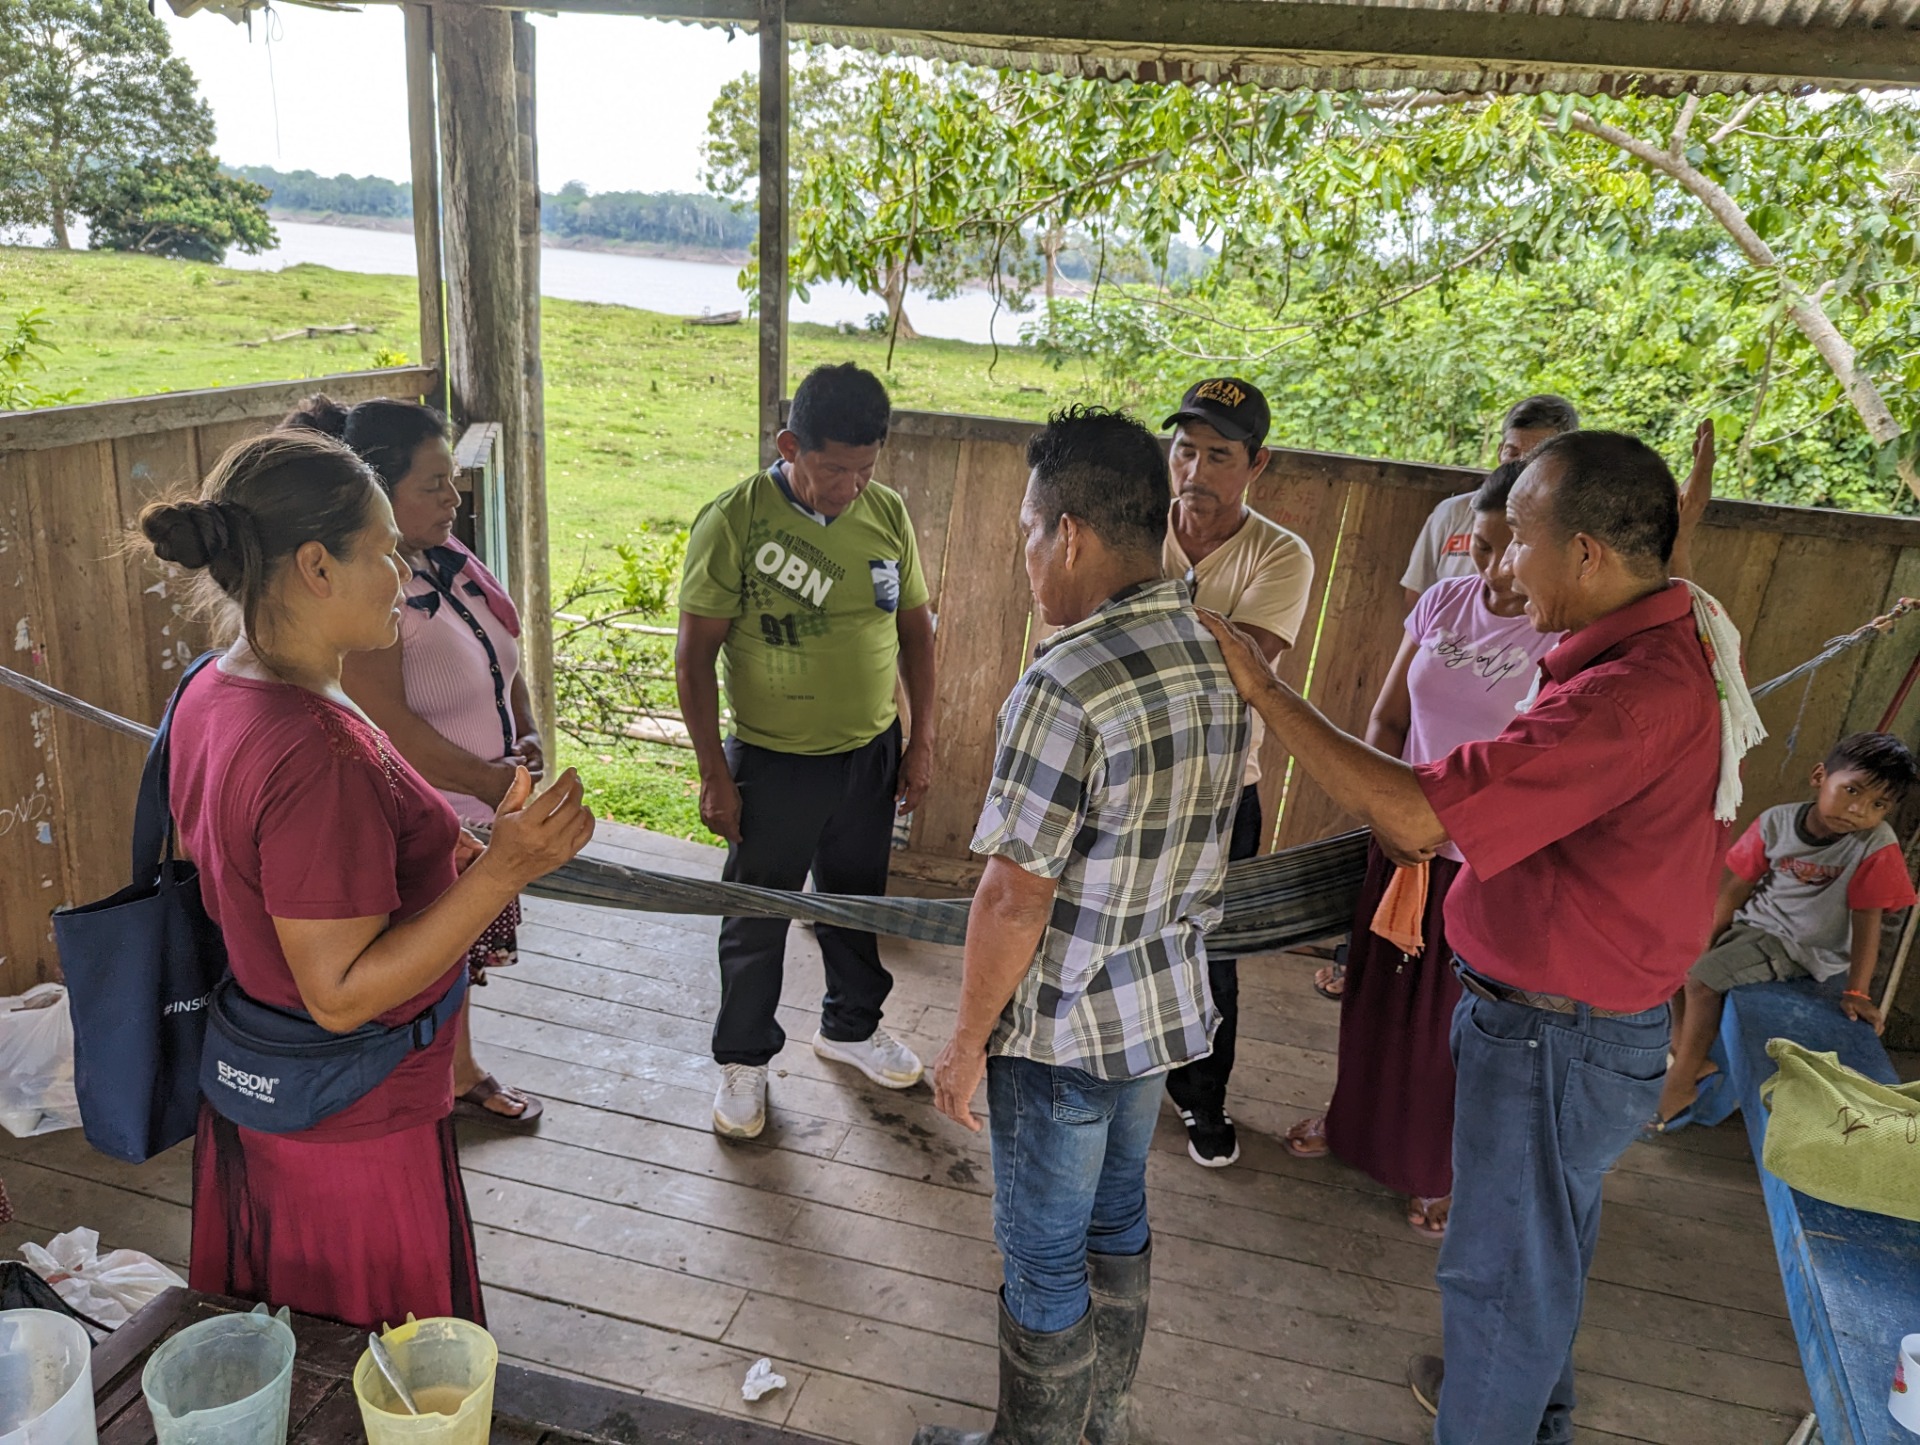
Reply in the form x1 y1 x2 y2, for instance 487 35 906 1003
1657 731 1919 1128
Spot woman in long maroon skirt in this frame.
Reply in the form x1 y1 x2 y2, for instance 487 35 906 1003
1283 463 1553 1238
139 430 594 1330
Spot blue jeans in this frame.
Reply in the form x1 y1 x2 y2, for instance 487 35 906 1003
987 1056 1161 1333
1436 967 1670 1445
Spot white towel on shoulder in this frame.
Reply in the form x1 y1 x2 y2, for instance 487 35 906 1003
1682 581 1765 823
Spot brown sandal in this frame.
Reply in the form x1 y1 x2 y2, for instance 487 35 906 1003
1407 1195 1450 1240
1284 1115 1331 1159
454 1075 544 1130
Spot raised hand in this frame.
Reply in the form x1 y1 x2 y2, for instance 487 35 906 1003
486 766 595 888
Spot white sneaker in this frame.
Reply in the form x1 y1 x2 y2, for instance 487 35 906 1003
812 1025 924 1089
713 1063 768 1138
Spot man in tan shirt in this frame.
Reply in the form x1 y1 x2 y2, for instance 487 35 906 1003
1160 377 1314 1167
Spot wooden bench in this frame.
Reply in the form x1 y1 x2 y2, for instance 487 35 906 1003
1683 979 1920 1445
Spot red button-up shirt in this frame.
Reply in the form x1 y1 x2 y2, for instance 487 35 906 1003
1415 582 1728 1012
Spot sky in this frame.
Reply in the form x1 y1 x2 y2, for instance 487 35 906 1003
161 6 756 194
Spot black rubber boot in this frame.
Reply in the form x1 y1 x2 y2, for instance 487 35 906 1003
1083 1242 1151 1445
909 1294 1097 1445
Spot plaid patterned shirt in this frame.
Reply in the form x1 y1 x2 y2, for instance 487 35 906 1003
972 579 1251 1079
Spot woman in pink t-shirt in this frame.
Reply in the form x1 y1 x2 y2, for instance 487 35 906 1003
140 430 593 1329
285 396 544 1130
1284 462 1555 1238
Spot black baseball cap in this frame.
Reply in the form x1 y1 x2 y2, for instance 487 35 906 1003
1163 377 1270 448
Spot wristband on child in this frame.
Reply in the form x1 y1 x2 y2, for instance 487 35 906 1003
1842 989 1874 1003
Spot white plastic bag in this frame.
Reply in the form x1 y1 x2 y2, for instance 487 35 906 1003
741 1357 787 1401
0 984 80 1137
21 1226 186 1330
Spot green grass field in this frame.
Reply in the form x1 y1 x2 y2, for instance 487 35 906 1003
4 244 1078 838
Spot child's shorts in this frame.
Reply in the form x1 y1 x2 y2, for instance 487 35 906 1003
1688 923 1815 993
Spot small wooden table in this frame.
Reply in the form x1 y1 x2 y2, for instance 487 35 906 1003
92 1289 820 1445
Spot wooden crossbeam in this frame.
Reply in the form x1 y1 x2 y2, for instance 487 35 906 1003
404 0 1920 90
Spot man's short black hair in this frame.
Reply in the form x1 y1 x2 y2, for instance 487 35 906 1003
787 363 891 452
1504 394 1580 437
1025 405 1169 558
1473 460 1526 514
1824 732 1920 800
1525 430 1678 576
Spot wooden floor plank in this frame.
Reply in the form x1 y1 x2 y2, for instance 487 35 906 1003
0 829 1821 1444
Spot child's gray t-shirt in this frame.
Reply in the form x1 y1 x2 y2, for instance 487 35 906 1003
1726 802 1915 979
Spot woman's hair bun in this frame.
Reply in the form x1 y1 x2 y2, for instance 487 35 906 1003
140 499 232 571
279 392 351 440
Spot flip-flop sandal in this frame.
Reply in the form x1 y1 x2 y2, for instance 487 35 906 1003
1407 1196 1449 1240
1643 1069 1721 1138
1284 1115 1331 1159
454 1075 544 1131
1312 964 1346 1001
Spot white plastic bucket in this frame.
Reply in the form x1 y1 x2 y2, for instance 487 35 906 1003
0 1309 96 1445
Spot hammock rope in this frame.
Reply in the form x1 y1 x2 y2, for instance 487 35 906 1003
0 596 1911 956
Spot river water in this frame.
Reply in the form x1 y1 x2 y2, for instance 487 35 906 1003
219 219 1028 345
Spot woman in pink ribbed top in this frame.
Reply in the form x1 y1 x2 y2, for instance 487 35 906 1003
287 395 544 1128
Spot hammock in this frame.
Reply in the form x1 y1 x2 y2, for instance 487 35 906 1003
1 593 1911 958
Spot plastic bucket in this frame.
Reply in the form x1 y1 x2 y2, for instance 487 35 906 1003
141 1305 296 1445
352 1316 496 1445
0 1309 96 1445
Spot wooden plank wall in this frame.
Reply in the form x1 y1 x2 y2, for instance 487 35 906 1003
0 368 437 995
873 410 1920 879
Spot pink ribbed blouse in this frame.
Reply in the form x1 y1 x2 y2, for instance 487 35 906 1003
398 552 522 826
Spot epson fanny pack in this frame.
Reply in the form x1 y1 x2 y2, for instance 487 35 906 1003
200 969 468 1134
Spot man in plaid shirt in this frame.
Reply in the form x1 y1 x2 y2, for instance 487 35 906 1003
918 407 1250 1445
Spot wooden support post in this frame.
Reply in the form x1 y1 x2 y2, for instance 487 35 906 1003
403 4 447 414
436 4 538 720
756 0 788 467
513 13 556 749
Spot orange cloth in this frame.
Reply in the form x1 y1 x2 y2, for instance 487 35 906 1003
1370 861 1430 955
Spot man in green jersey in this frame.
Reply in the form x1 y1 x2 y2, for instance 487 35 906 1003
676 363 938 1139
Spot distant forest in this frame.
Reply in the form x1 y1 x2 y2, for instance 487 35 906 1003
234 168 755 252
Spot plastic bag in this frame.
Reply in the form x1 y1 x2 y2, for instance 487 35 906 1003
1758 1037 1920 1222
0 983 81 1137
21 1226 186 1330
742 1357 787 1401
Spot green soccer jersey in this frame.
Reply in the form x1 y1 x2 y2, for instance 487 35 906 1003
679 467 928 755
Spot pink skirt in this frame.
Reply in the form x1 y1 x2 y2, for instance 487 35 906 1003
190 1104 485 1331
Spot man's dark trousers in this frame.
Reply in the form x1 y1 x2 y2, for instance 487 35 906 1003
711 722 900 1066
1435 965 1669 1444
1165 783 1262 1115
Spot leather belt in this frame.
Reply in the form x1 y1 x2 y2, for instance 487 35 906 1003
1458 970 1642 1020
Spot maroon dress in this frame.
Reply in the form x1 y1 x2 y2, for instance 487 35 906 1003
170 667 483 1330
1322 841 1463 1199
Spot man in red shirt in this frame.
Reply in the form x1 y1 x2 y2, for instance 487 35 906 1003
1201 431 1726 1444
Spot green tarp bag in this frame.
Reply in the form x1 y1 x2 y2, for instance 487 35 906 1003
1758 1037 1920 1222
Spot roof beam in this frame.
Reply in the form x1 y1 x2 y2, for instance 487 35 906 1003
410 0 1920 90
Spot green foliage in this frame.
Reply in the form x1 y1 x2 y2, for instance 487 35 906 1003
0 301 78 408
0 0 213 246
81 149 274 263
234 165 414 220
236 166 756 255
707 57 1920 492
542 181 754 252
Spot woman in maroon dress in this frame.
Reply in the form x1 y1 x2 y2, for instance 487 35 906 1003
140 430 594 1330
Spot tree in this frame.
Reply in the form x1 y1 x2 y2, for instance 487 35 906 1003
81 150 274 262
714 54 1920 497
0 0 213 249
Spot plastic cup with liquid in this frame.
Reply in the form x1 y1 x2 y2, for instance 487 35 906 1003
0 1309 96 1445
141 1305 296 1445
352 1316 497 1445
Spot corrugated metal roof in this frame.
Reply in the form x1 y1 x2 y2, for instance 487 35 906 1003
680 0 1920 95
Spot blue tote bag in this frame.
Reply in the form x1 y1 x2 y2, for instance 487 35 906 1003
52 652 227 1164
